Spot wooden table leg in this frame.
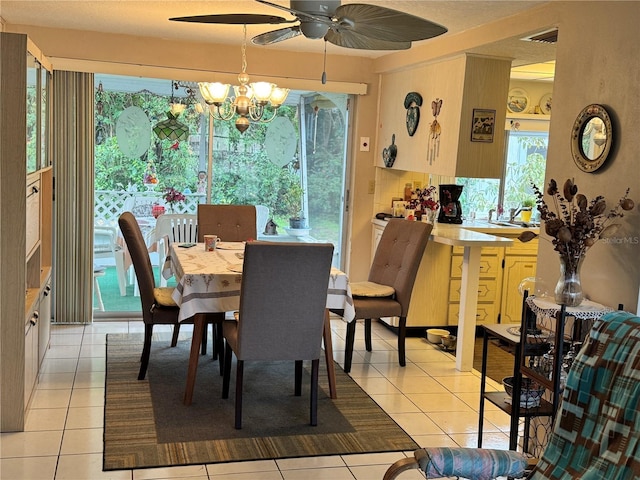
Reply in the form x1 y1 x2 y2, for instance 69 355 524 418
183 316 205 405
323 309 337 399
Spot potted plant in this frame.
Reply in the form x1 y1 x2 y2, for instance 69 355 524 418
521 198 535 223
283 182 307 229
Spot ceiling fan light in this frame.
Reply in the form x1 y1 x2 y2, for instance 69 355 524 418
199 82 230 104
251 82 275 102
269 87 290 106
300 21 330 39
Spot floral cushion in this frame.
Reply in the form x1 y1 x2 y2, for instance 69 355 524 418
350 281 395 298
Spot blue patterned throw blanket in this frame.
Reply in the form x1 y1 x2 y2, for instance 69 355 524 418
531 310 640 479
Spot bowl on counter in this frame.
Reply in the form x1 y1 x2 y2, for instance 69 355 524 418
426 328 450 344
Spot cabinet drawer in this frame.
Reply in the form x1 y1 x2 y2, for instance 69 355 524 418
448 302 497 325
505 239 539 256
453 246 501 256
451 255 500 278
449 278 498 302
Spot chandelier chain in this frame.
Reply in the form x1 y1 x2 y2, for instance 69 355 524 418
241 24 248 75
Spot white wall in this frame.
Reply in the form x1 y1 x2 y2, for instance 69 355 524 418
539 2 640 312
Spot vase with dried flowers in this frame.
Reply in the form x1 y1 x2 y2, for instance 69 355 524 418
518 178 634 306
410 185 440 223
163 187 186 213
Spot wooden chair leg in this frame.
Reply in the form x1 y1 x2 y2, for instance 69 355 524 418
343 320 356 373
310 358 319 426
294 360 302 396
398 316 407 367
138 324 153 380
382 457 419 480
235 359 244 429
365 318 372 351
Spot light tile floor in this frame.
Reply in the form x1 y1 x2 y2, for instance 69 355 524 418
1 318 512 480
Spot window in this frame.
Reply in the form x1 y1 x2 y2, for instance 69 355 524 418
93 75 350 313
457 129 548 220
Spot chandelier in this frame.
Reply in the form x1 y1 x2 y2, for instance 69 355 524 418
198 25 289 133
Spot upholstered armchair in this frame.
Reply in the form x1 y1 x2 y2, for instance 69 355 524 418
384 310 640 479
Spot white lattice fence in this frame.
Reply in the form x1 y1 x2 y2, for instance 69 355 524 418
94 190 204 223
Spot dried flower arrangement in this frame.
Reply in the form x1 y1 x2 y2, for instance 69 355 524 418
519 178 634 305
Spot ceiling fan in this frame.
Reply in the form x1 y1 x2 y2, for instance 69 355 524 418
169 0 447 50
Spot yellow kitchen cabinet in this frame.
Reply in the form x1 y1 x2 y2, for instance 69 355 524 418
500 239 539 324
448 246 503 326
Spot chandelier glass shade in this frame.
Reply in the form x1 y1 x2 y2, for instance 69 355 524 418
198 25 289 133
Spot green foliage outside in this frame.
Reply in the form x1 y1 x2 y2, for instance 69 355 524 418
457 132 547 218
94 81 346 245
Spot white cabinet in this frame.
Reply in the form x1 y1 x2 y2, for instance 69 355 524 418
375 55 511 178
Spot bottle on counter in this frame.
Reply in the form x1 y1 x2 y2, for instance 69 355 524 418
404 183 412 202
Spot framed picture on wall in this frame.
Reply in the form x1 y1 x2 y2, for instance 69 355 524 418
470 108 496 143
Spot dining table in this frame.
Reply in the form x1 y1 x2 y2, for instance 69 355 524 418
162 241 355 405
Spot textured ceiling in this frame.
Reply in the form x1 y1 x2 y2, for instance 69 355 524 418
1 0 553 62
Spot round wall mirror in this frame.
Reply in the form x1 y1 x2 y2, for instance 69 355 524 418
570 104 613 173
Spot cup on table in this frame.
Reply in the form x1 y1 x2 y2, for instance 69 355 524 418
204 235 221 251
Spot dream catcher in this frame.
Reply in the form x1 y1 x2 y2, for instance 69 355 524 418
427 98 443 165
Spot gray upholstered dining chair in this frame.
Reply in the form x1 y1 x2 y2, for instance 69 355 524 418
118 211 182 380
221 242 334 429
196 204 259 365
332 219 432 373
197 204 257 242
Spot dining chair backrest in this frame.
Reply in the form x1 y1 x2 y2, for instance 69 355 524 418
118 211 157 316
368 219 431 317
235 242 334 361
155 213 198 244
197 204 257 242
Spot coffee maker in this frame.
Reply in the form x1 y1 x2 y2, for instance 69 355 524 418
437 184 463 224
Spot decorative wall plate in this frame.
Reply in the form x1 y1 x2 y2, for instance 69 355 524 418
539 93 552 115
382 134 397 168
116 106 151 158
404 92 423 137
507 88 530 114
265 117 298 167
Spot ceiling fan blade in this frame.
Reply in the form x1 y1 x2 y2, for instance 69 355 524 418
325 30 410 50
169 13 290 25
333 4 447 42
252 26 302 45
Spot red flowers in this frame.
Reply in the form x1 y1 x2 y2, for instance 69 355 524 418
164 187 186 205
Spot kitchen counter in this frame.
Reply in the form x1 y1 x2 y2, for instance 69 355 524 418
372 218 538 372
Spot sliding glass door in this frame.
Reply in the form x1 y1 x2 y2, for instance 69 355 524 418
92 74 351 314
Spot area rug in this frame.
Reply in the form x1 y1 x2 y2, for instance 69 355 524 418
103 333 419 470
